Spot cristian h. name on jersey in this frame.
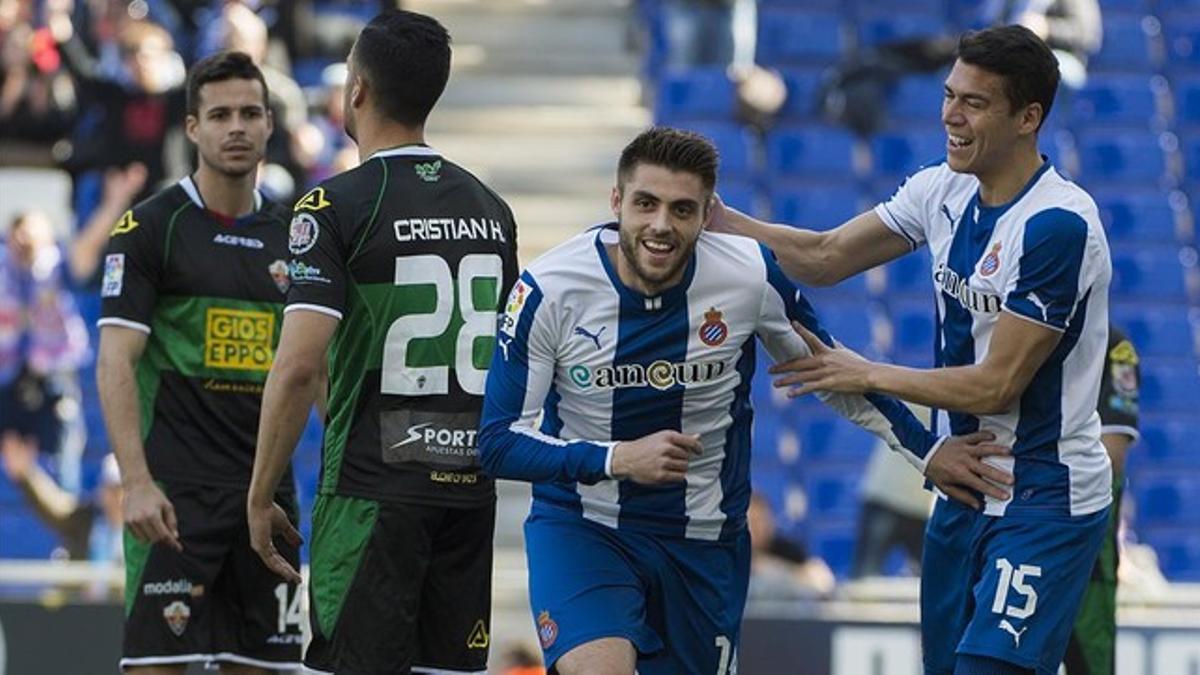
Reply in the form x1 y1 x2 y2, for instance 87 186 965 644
285 146 519 506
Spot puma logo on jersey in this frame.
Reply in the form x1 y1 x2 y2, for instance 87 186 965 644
1026 292 1051 323
941 204 958 228
573 325 605 350
998 619 1028 648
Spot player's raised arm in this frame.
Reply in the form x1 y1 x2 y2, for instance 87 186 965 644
709 196 912 287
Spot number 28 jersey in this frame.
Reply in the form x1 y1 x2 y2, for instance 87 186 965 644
286 145 519 506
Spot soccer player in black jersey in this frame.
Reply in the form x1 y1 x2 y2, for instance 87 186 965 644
247 9 519 675
96 51 304 673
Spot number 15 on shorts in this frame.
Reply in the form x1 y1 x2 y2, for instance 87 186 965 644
991 557 1041 620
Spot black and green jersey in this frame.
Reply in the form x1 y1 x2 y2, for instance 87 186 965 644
99 176 295 491
286 145 518 506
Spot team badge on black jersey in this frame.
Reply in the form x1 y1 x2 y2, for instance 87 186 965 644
289 213 319 255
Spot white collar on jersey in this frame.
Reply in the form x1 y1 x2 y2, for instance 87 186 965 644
178 175 264 212
367 144 441 160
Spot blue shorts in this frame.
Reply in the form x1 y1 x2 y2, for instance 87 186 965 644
524 505 750 674
921 498 1109 675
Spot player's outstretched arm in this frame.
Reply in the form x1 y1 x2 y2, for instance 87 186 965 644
248 309 336 583
775 313 1061 415
708 196 911 286
97 325 182 552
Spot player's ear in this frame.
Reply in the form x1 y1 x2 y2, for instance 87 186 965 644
610 185 622 218
185 114 199 144
349 74 367 111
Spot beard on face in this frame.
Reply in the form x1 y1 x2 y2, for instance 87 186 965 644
616 219 698 291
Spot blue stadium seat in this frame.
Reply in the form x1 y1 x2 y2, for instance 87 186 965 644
1095 188 1183 244
717 178 758 215
1090 15 1159 72
871 126 946 178
766 126 858 178
756 9 845 66
1134 471 1200 525
1170 73 1200 125
856 11 946 48
882 249 934 299
1134 417 1200 468
816 303 875 353
888 300 937 366
1163 14 1200 66
653 67 737 124
672 121 757 177
1140 527 1200 581
778 67 827 122
1070 75 1166 127
1110 303 1199 358
1099 0 1151 14
1110 246 1190 301
805 463 863 519
889 76 946 125
1075 131 1171 184
797 417 878 463
806 519 858 578
768 183 863 229
0 509 58 559
1139 358 1200 414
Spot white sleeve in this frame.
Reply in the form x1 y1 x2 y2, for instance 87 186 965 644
873 165 942 250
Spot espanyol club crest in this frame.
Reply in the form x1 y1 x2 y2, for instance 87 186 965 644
698 307 728 347
980 242 1002 277
537 610 558 649
163 600 191 636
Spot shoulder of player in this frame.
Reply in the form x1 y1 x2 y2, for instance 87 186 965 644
126 183 193 228
296 161 385 219
257 196 292 224
520 228 607 298
438 158 515 216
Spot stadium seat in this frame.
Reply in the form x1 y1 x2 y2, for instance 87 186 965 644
1110 303 1199 358
1099 0 1151 14
871 126 947 179
756 9 845 66
765 126 859 178
1134 471 1200 525
804 463 863 519
1090 15 1159 72
1070 75 1167 127
888 76 947 125
797 417 878 463
778 67 827 122
768 182 863 229
1177 133 1200 181
717 178 759 215
816 303 876 353
672 121 757 177
1075 130 1172 184
1139 527 1200 581
856 11 946 48
1134 417 1200 468
1170 73 1200 125
0 509 58 559
653 67 737 124
1109 246 1191 301
888 300 937 366
882 249 934 299
1096 188 1185 245
1163 14 1200 66
806 519 859 578
1139 358 1200 414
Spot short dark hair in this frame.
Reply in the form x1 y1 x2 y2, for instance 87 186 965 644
957 25 1060 131
617 127 719 193
186 50 268 117
353 9 451 127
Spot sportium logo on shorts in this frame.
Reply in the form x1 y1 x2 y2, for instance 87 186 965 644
204 308 275 371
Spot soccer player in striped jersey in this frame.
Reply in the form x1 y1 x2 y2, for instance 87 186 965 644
713 26 1111 675
478 127 1012 675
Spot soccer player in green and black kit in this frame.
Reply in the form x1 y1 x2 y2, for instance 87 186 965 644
247 9 519 674
96 51 304 673
1064 325 1141 675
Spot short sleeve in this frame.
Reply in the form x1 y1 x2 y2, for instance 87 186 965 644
873 165 941 250
1003 208 1089 332
98 208 161 333
284 185 350 320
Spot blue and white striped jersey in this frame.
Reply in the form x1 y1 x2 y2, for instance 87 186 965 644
479 224 939 541
876 160 1113 518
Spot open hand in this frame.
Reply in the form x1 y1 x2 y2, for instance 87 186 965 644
247 500 303 583
769 321 873 396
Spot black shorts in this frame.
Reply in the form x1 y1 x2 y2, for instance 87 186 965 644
304 495 495 675
121 483 302 670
